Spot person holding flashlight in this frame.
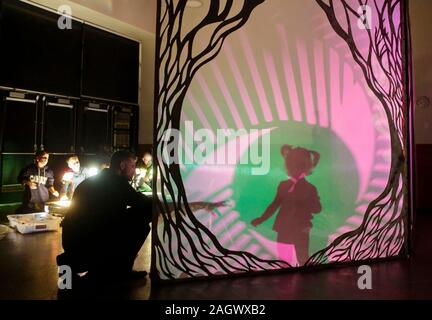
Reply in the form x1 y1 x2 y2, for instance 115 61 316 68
61 155 89 200
133 152 153 192
16 150 59 214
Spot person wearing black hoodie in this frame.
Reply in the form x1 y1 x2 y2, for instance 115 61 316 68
16 150 59 214
58 150 152 281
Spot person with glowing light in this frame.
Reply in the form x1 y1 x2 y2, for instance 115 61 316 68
133 152 153 192
16 150 59 213
60 155 91 200
251 145 322 266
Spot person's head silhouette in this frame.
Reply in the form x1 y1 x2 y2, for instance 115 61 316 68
280 145 320 178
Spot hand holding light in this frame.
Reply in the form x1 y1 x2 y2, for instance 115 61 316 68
63 172 74 182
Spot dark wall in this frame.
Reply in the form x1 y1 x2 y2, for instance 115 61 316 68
415 144 432 211
0 0 140 104
137 144 152 158
0 0 82 96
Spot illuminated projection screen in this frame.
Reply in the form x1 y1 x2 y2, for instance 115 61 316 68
152 0 414 281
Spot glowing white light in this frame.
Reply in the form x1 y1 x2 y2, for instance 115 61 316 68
88 167 99 177
63 172 74 181
57 200 71 208
51 200 71 208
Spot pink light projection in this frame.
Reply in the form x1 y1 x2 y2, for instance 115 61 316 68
239 31 274 123
277 24 303 123
223 44 259 126
196 74 229 129
313 39 329 128
296 40 318 125
211 63 245 129
263 51 289 121
178 0 394 267
185 91 212 129
154 0 409 279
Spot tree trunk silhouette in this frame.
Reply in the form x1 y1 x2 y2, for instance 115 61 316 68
307 0 410 265
153 0 290 280
153 0 411 278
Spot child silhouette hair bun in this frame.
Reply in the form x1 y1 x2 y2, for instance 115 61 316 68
280 145 320 176
280 145 293 158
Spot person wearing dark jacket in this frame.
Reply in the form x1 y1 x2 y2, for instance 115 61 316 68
58 150 152 281
16 150 59 214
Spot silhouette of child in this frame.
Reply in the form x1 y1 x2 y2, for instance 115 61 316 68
251 145 321 265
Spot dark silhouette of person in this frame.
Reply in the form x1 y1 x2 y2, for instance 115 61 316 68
251 145 321 265
57 151 152 282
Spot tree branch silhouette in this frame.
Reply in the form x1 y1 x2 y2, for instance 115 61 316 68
154 0 290 280
307 0 409 265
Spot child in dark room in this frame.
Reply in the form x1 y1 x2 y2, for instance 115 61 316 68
16 150 59 213
60 155 89 200
133 152 153 192
251 145 321 266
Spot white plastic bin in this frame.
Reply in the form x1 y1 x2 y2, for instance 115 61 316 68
7 212 62 234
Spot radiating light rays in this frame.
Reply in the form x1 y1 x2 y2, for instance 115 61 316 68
277 24 303 123
313 39 329 127
263 51 289 121
249 229 296 265
329 48 342 120
239 31 274 123
175 0 400 268
182 22 386 264
223 43 259 126
196 73 229 129
210 63 245 129
329 56 378 199
179 112 195 167
182 35 384 264
184 21 362 133
327 97 393 247
194 207 277 262
185 91 212 129
296 40 318 125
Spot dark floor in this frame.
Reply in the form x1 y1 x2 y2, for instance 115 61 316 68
0 213 431 300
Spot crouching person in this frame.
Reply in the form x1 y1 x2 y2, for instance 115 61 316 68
57 151 152 283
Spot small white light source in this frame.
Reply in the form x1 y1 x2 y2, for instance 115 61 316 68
88 167 99 177
63 172 74 181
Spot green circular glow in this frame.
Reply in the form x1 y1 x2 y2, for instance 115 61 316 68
231 122 359 255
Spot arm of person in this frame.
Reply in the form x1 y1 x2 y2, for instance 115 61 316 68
154 200 227 225
49 186 59 198
60 179 69 198
17 166 37 189
161 201 226 214
251 199 280 227
187 201 226 212
125 182 153 211
251 183 283 227
46 172 59 197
